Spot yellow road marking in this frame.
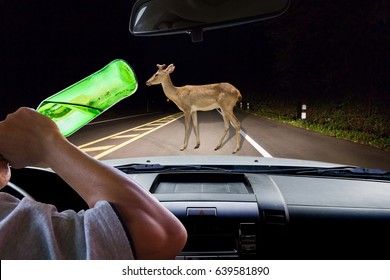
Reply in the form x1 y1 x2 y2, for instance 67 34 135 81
133 127 155 131
78 113 181 149
112 134 140 139
81 145 114 152
78 113 183 159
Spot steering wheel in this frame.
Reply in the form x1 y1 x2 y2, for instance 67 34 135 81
4 181 36 200
1 167 89 212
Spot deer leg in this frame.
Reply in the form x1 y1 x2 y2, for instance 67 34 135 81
215 110 241 153
215 112 230 151
191 111 200 149
228 112 241 154
181 112 191 151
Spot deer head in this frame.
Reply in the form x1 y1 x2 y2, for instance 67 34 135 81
146 64 175 86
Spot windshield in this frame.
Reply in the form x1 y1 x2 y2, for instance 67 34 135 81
1 0 389 172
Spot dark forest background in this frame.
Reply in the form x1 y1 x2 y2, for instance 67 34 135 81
244 0 390 149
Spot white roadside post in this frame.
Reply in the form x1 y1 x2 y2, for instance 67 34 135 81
301 104 307 123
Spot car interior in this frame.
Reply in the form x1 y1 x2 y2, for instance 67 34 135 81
3 155 390 259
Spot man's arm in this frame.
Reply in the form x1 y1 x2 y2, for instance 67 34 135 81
0 107 187 259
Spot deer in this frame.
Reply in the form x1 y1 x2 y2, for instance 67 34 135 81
146 64 242 153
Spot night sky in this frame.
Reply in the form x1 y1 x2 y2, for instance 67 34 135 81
1 0 389 121
0 0 270 117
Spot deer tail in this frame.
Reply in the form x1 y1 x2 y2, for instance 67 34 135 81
237 90 242 102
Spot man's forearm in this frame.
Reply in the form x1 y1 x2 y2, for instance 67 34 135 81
45 136 187 259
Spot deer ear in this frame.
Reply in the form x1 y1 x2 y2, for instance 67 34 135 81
157 64 166 70
166 64 175 73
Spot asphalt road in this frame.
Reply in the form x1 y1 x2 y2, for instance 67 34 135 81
68 110 390 171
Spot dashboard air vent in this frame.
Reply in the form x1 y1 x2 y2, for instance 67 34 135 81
262 209 288 228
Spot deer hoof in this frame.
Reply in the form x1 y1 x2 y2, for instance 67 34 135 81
194 144 200 149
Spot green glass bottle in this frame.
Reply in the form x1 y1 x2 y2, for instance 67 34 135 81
36 59 138 137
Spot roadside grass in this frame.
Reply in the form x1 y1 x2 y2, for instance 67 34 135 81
244 100 390 152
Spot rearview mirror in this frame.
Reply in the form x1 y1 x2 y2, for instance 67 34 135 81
129 0 290 42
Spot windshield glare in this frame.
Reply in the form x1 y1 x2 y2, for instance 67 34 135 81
1 0 389 172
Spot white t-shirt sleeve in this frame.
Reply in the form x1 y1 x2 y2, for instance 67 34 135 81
0 193 134 259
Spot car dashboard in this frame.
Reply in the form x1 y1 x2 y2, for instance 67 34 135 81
3 160 390 260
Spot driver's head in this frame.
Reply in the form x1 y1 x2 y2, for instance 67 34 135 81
0 159 11 188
